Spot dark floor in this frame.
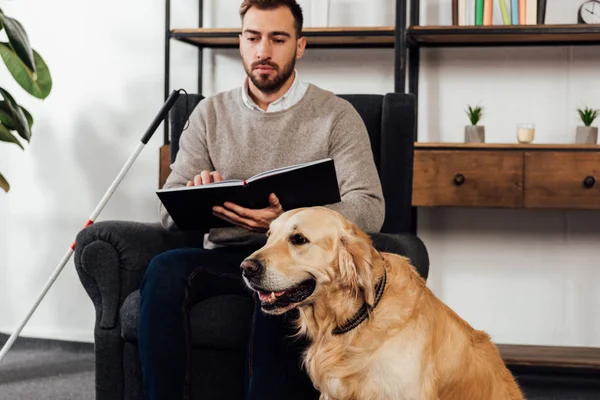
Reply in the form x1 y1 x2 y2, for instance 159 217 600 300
1 334 600 399
510 366 600 400
0 334 94 400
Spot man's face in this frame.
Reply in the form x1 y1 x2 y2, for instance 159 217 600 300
240 6 306 94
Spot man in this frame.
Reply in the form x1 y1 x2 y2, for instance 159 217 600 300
137 0 385 399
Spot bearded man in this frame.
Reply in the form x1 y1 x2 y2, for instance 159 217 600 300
137 1 385 399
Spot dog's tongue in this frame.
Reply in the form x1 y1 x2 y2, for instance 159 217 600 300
258 291 286 303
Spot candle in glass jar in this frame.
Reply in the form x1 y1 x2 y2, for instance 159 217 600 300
517 123 535 144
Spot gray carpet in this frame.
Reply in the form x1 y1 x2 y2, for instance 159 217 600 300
1 334 600 399
0 334 94 400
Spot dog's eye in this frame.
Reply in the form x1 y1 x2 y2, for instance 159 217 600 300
290 233 309 246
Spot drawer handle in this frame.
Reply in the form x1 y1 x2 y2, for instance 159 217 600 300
583 176 596 189
453 173 466 186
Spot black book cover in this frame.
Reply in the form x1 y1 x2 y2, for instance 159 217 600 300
156 158 341 231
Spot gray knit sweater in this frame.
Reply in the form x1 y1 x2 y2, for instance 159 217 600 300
160 84 385 246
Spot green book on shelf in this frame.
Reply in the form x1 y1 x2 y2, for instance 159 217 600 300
499 0 511 25
475 0 484 25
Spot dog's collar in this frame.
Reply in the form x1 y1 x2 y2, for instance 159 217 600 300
332 266 387 336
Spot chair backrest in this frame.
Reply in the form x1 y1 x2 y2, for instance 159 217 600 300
169 92 416 234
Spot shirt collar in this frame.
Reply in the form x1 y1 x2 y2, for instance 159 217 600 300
241 69 302 112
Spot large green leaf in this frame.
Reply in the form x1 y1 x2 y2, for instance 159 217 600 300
0 43 51 99
0 122 24 149
0 11 36 73
0 101 32 141
0 89 31 141
0 172 9 192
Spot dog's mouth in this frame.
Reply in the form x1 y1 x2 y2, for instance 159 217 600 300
252 279 316 312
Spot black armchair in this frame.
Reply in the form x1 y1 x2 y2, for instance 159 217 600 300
74 92 429 400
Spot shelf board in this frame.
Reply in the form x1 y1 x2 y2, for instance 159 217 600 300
415 142 600 151
171 27 396 49
498 344 600 370
407 24 600 47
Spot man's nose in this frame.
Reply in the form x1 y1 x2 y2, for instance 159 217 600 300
256 39 272 59
240 259 263 278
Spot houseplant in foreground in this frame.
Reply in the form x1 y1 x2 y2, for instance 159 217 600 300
465 105 484 143
0 7 52 192
576 107 599 144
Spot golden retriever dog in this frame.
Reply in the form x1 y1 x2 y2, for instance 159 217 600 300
240 206 524 400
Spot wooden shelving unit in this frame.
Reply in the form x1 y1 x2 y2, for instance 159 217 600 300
404 1 600 377
415 142 600 151
407 24 600 47
498 344 600 370
171 26 396 48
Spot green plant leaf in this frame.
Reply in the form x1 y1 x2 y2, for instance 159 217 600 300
0 122 24 149
0 172 9 192
0 89 31 141
0 101 32 140
466 105 483 125
0 11 36 73
0 42 51 99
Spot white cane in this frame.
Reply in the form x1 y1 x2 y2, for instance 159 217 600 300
0 89 182 363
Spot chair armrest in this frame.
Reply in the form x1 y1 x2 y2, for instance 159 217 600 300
74 221 204 329
369 232 430 280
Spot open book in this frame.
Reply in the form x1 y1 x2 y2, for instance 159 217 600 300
156 158 341 231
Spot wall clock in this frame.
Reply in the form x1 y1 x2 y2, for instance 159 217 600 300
578 1 600 24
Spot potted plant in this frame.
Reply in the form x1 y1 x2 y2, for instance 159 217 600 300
0 7 52 192
465 105 484 143
576 107 599 144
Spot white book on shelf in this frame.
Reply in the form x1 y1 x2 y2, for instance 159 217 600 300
526 0 537 24
459 0 466 25
465 0 475 25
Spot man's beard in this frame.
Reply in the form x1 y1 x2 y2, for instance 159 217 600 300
246 55 296 94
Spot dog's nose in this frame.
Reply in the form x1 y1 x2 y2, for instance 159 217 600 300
240 259 263 277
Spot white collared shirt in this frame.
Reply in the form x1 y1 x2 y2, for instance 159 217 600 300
241 70 309 112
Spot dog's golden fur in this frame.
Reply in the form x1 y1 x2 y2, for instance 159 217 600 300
244 206 524 400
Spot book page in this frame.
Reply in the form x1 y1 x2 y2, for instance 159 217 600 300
246 158 332 183
158 179 244 192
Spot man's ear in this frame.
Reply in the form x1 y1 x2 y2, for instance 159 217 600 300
338 224 375 306
296 36 306 59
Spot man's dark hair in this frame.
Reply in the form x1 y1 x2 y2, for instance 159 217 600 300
240 0 304 37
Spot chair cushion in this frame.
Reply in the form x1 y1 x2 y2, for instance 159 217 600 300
120 290 255 350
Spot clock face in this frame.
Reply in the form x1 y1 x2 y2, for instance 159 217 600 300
580 1 600 24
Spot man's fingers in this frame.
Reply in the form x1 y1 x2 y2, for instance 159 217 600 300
211 171 224 182
193 174 203 186
200 170 212 185
213 207 255 230
269 193 280 207
222 202 253 218
186 180 194 187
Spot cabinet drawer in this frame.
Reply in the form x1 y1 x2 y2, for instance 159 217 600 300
524 152 600 209
413 150 523 208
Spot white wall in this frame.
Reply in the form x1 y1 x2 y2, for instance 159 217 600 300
1 0 599 348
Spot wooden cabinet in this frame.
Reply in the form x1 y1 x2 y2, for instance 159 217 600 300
413 150 523 208
524 151 600 210
413 143 600 210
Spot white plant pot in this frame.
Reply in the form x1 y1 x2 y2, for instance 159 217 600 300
575 126 598 144
465 125 485 143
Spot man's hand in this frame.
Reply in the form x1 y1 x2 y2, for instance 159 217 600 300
187 170 223 186
212 193 283 233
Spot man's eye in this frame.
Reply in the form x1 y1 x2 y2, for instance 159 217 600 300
247 37 258 42
274 39 285 43
290 234 308 246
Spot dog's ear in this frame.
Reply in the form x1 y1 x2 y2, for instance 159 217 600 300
338 222 375 306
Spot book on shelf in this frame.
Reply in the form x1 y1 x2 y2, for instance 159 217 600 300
156 158 342 231
453 0 546 26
